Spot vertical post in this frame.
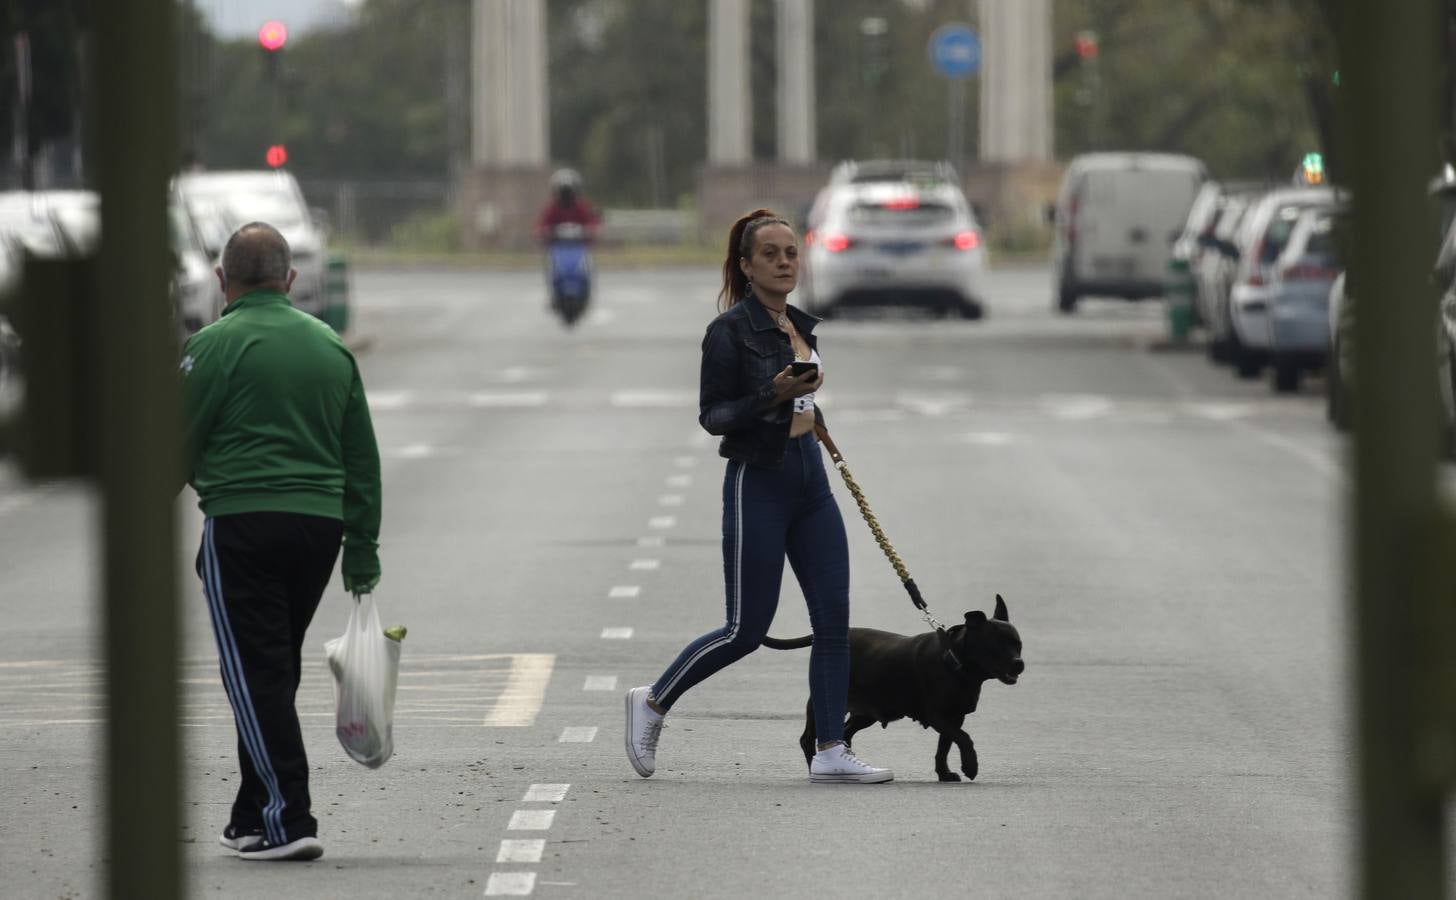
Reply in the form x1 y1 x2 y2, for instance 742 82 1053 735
91 0 183 896
775 0 815 165
978 0 1052 163
708 0 751 165
13 32 33 189
946 79 965 169
1343 1 1449 898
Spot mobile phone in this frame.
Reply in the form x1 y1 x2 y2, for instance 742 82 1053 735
789 361 819 380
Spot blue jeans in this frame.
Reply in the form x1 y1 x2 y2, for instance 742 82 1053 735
651 433 851 742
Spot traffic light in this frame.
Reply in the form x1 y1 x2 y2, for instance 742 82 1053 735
258 20 287 53
1075 30 1099 61
266 144 288 168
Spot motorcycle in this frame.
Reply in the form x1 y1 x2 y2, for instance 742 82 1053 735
546 222 593 327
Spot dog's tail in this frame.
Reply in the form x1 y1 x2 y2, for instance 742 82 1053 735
761 634 813 650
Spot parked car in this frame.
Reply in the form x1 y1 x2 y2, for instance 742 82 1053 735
169 200 224 337
1263 205 1343 392
1050 152 1207 313
826 159 960 188
1194 189 1256 353
173 170 329 316
1219 186 1341 377
0 191 70 257
800 165 986 318
1325 270 1351 428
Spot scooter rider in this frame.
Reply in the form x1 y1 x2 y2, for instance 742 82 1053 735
535 168 601 243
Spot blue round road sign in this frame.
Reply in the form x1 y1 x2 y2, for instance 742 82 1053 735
928 23 981 79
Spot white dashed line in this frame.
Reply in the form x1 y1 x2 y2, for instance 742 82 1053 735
1042 394 1115 421
895 393 970 417
636 536 666 548
523 784 571 802
484 872 537 895
658 494 684 506
958 432 1016 447
497 839 546 863
629 559 660 571
366 389 415 411
610 390 696 408
673 456 698 468
395 443 436 459
469 391 549 408
480 655 556 727
666 474 693 488
601 627 635 640
582 675 617 691
648 516 676 530
608 585 641 599
558 726 598 743
508 810 557 831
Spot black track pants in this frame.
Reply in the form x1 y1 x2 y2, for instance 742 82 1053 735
196 512 343 844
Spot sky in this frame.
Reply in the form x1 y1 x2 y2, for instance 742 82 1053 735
196 0 363 39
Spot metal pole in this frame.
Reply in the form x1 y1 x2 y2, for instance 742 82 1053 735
91 0 183 895
1343 1 1450 898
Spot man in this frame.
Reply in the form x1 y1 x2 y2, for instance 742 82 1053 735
534 167 600 243
181 222 382 861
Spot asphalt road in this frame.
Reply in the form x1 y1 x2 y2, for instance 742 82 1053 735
0 262 1405 898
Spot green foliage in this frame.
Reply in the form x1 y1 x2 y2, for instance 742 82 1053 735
387 208 461 252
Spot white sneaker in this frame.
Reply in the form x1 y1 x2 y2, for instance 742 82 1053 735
810 743 893 784
624 686 665 778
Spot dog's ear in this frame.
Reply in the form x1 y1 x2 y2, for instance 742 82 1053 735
965 610 987 627
994 594 1009 622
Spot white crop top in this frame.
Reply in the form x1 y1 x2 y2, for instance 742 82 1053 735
794 348 822 414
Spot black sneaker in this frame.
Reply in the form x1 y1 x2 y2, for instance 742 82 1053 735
217 823 264 852
237 835 324 861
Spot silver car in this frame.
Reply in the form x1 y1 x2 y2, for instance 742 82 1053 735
173 170 329 316
801 166 987 319
1264 206 1342 392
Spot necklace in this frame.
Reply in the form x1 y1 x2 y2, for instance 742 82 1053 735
762 305 789 327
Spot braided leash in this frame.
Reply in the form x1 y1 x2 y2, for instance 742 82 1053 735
814 424 949 635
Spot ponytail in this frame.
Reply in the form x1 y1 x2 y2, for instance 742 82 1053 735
717 207 790 312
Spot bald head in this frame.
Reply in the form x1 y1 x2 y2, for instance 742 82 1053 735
218 222 294 300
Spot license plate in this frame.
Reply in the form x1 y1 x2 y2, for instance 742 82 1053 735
857 267 893 280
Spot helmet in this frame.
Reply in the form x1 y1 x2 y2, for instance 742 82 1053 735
549 168 582 192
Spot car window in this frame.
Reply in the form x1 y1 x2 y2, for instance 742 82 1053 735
1304 216 1338 261
847 200 957 228
1259 204 1306 263
189 188 306 229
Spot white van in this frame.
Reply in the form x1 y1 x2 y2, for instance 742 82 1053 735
1051 152 1207 313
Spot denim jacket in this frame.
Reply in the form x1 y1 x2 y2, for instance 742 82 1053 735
698 293 824 469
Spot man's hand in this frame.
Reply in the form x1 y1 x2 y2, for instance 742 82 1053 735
344 572 379 595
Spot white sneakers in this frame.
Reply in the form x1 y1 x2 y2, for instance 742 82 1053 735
810 743 894 784
624 686 665 778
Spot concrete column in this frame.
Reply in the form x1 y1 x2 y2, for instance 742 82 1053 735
471 0 547 166
978 0 1051 163
466 0 549 248
708 0 751 165
776 0 815 164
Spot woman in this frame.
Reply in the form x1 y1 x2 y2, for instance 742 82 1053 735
624 209 892 784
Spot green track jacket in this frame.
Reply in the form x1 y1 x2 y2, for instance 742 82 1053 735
180 289 381 592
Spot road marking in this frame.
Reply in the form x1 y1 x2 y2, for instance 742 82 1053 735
367 389 415 411
629 559 660 571
636 536 665 548
666 474 693 488
648 516 676 529
895 393 970 417
558 726 598 743
582 675 617 691
484 872 537 896
508 810 556 830
658 494 684 506
601 627 634 640
523 784 571 802
496 839 545 864
608 585 641 599
1042 393 1114 420
500 366 540 383
469 391 549 408
958 431 1016 447
0 494 30 517
610 390 696 408
394 443 436 459
673 456 698 468
481 655 556 727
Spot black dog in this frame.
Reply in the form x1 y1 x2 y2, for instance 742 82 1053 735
762 595 1023 782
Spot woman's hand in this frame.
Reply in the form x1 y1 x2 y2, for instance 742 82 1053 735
771 365 823 403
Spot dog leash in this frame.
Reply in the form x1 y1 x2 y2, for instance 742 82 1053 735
814 423 950 637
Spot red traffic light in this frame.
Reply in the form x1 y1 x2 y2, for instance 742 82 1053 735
265 144 288 168
1075 31 1099 60
258 20 288 52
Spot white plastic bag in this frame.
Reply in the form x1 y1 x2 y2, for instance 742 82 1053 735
324 594 400 768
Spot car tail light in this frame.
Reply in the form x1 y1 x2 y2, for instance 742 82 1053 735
803 230 815 246
945 230 980 251
821 233 854 253
882 195 920 210
1247 273 1266 287
1281 263 1337 281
